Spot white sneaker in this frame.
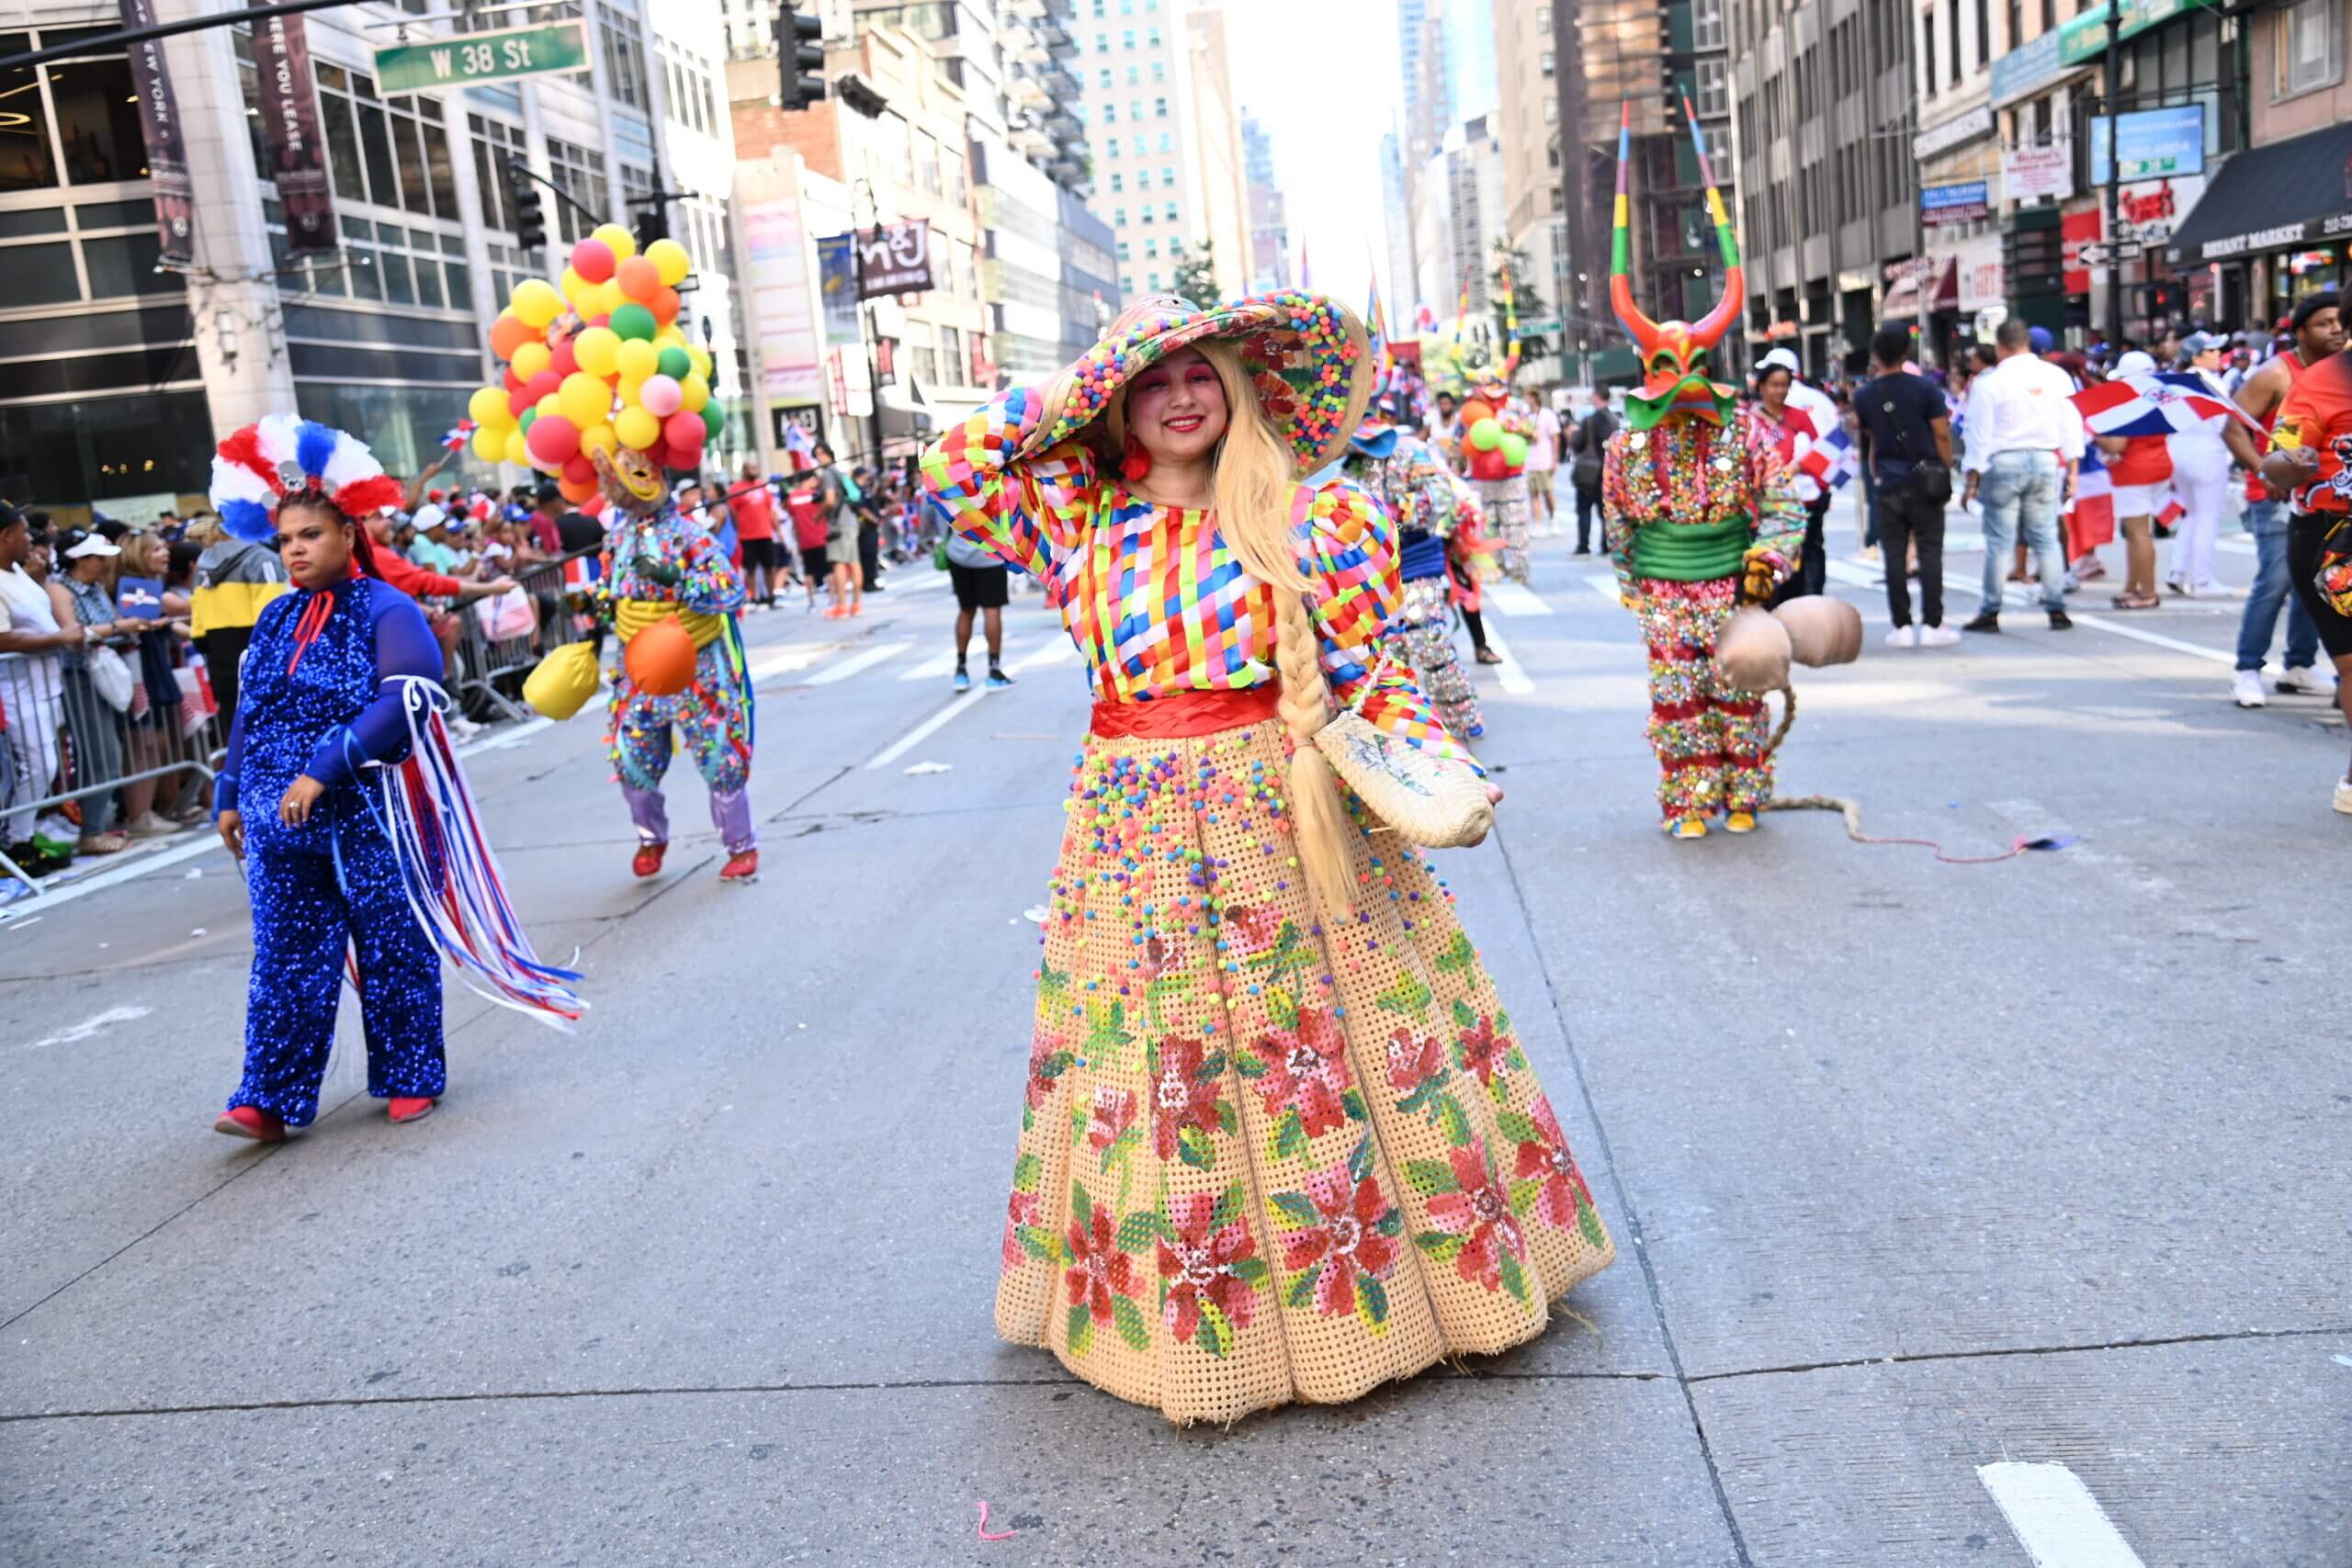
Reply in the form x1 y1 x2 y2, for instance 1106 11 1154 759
2275 665 2338 696
1917 623 1961 647
2195 581 2242 599
447 715 484 740
2165 577 2192 598
2231 670 2267 708
2335 778 2352 816
1883 625 1918 649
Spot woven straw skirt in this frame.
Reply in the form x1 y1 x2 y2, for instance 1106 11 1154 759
995 710 1614 1424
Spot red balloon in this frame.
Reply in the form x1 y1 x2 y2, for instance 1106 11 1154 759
549 335 579 377
571 237 616 284
502 367 523 393
507 384 535 419
644 439 672 470
650 285 680 324
582 492 607 518
561 454 595 484
523 369 562 404
590 313 611 327
662 410 707 452
525 413 581 466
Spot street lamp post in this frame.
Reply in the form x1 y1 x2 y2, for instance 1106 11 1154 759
851 179 885 470
2102 2 2123 350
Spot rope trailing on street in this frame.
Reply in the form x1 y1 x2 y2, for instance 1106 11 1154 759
1757 687 2034 864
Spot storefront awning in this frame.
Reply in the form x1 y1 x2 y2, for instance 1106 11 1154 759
2165 121 2352 267
1882 259 1958 321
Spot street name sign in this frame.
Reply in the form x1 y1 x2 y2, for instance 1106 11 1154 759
374 22 590 96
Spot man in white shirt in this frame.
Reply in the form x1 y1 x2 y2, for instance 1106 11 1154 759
1525 394 1561 536
0 505 78 855
1959 319 2084 631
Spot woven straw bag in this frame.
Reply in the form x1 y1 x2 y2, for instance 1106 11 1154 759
1306 597 1493 847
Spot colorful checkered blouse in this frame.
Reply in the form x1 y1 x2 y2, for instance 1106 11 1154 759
922 386 1476 768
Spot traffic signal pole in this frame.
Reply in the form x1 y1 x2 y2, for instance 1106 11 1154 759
2102 3 2122 350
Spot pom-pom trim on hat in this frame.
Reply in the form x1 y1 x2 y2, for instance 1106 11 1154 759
208 416 403 543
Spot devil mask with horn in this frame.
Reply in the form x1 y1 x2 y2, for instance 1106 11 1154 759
1611 98 1745 432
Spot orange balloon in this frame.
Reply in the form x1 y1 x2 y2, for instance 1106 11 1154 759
650 284 680 324
1457 399 1496 426
489 312 535 360
615 255 661 303
557 473 598 504
623 615 697 697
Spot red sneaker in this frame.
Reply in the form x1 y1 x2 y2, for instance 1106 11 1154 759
388 1096 435 1123
719 849 759 884
213 1105 285 1143
631 841 667 878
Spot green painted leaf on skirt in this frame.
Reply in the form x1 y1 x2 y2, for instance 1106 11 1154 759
1013 1152 1043 1190
1285 1265 1322 1309
1403 1156 1459 1195
1498 1250 1529 1303
1113 1293 1151 1352
1433 931 1476 973
1493 1109 1542 1147
1357 1272 1390 1328
1272 1109 1309 1162
1577 1193 1609 1252
1414 1230 1465 1262
1210 1180 1247 1232
1438 1093 1474 1149
1116 1209 1167 1252
1177 1123 1215 1170
1196 1298 1233 1359
1067 1303 1095 1357
1268 1190 1323 1229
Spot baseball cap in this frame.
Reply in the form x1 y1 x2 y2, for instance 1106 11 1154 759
61 528 120 559
1758 347 1802 375
2181 330 2226 356
2290 290 2341 333
2111 350 2157 377
670 479 701 502
2028 325 2054 354
412 502 448 532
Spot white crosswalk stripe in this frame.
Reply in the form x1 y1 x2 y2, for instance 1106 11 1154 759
1487 581 1554 616
805 641 913 684
899 649 959 681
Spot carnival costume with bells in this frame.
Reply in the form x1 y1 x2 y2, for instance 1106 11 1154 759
1456 385 1536 586
922 291 1611 1426
1344 414 1487 739
592 448 758 871
209 418 580 1131
1600 103 1804 831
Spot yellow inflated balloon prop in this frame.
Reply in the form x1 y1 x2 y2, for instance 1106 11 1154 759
453 230 725 478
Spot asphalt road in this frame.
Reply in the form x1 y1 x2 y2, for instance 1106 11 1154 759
1 498 2346 1567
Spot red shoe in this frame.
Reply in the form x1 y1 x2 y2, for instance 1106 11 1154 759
213 1105 285 1143
631 841 667 878
720 849 759 883
388 1096 435 1123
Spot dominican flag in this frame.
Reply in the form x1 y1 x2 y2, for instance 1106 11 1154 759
1797 424 1859 492
441 418 475 452
2154 493 2186 537
2065 446 2116 558
2072 374 2261 438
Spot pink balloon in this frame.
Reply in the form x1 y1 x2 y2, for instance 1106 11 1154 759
525 413 581 466
662 410 707 453
639 374 684 418
571 238 616 284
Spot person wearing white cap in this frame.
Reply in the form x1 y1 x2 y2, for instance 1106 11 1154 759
1755 348 1840 599
2165 330 2263 599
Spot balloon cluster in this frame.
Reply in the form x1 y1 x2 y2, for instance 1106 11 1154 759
462 224 726 511
1458 398 1530 481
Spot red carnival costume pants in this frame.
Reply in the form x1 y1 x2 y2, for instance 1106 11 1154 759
1632 575 1772 819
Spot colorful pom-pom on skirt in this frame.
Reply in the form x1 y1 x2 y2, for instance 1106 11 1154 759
995 711 1613 1424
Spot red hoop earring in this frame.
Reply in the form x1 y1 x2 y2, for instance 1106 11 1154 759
1121 433 1152 484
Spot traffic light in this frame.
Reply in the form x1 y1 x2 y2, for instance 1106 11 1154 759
777 1 824 111
510 163 548 254
633 204 668 252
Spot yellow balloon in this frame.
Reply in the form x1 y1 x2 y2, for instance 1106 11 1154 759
615 406 661 449
511 277 562 330
580 423 617 459
472 426 506 463
592 222 636 261
469 385 514 429
511 340 552 380
503 428 529 466
536 391 561 419
678 372 710 413
652 325 687 350
684 345 713 380
616 378 645 412
572 326 621 378
615 338 660 382
559 265 589 302
644 238 691 288
558 371 612 427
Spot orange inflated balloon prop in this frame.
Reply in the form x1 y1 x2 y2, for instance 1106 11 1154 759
622 615 697 697
1457 399 1496 426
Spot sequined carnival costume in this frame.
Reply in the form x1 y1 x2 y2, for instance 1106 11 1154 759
600 466 757 865
209 417 578 1134
922 290 1611 1427
1344 416 1485 739
1599 103 1802 834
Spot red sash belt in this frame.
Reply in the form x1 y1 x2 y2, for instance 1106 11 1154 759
1090 685 1281 739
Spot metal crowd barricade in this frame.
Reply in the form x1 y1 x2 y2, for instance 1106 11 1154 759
1 645 226 897
447 547 601 723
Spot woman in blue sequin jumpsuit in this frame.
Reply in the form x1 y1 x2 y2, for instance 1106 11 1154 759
212 491 447 1142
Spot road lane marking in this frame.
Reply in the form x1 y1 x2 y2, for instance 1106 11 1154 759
1478 626 1535 695
805 640 913 684
1011 637 1076 670
1584 573 1624 604
1487 581 1554 616
20 1005 153 1051
749 640 848 681
899 649 959 681
866 689 990 770
1977 1462 2148 1568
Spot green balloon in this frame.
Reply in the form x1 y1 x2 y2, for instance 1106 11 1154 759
610 302 658 342
1468 418 1504 451
1499 433 1530 467
701 400 725 442
518 406 537 433
655 345 693 379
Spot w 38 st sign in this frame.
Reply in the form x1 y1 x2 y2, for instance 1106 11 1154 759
374 21 591 97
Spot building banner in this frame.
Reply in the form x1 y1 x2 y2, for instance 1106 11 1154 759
251 3 336 254
815 232 864 344
1922 182 1992 228
2004 144 2075 204
854 222 934 298
119 0 196 265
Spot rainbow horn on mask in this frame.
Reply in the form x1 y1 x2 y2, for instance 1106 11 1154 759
1683 95 1743 352
1607 101 1661 355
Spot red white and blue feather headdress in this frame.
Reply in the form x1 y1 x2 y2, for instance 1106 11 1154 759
208 414 407 544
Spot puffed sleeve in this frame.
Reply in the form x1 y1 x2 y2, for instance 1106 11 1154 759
302 588 446 789
920 385 1100 583
1301 479 1482 773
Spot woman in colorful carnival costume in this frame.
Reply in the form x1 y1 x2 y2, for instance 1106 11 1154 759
1457 379 1536 585
1343 404 1487 739
922 293 1613 1426
594 446 760 884
1600 103 1803 840
209 418 580 1142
